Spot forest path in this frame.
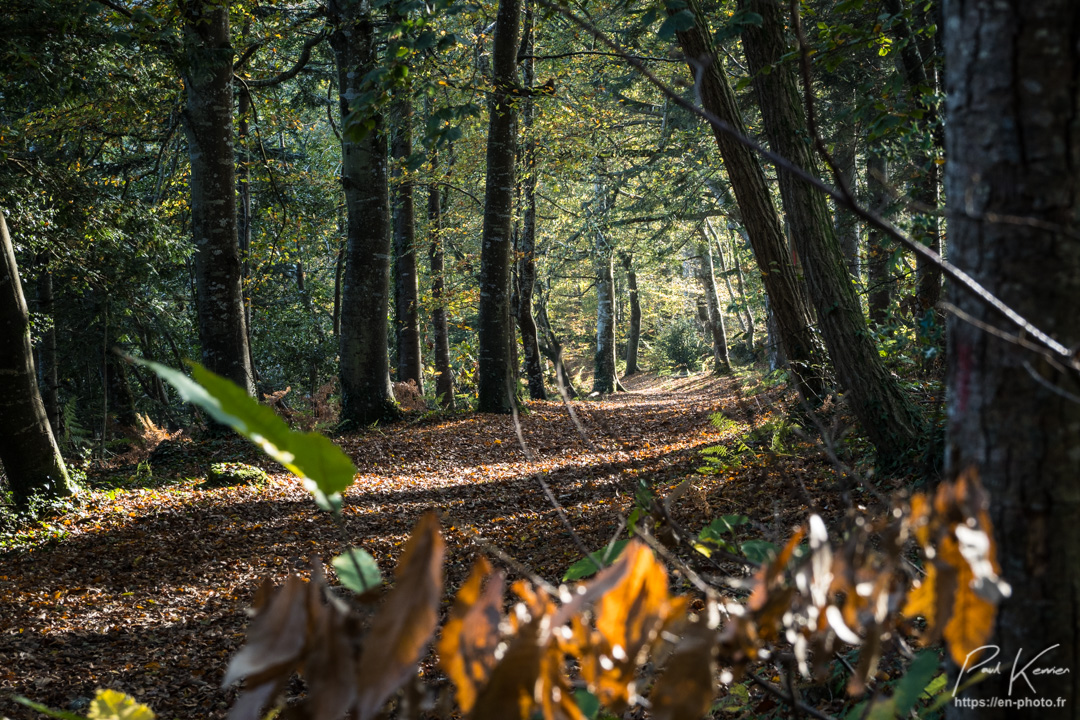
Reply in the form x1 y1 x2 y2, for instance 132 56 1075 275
0 371 832 719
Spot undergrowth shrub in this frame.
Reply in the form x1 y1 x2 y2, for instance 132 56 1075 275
655 316 709 372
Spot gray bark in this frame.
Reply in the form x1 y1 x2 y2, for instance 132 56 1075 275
944 2 1080 715
392 94 423 393
330 0 399 426
428 153 455 410
516 1 546 401
0 212 77 509
697 234 732 374
180 0 255 395
476 0 521 413
621 252 641 376
866 152 894 326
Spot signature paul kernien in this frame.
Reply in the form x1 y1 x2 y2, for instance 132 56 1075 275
955 645 1071 696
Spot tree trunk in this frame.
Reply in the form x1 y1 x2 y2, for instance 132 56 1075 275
35 260 60 437
428 151 455 410
516 0 546 401
592 237 620 394
673 0 826 402
329 0 399 427
476 0 521 413
621 252 641 376
697 233 732 374
728 223 756 352
865 152 894 326
180 0 255 396
535 292 579 399
833 131 860 280
704 219 747 339
944 3 1080 715
883 0 942 325
740 0 925 466
391 94 423 393
0 212 77 509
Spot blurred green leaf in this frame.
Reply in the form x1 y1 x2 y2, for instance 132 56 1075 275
333 547 383 593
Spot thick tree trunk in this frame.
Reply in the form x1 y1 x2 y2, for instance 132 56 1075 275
330 0 399 426
476 0 521 413
944 2 1080 716
883 0 942 323
697 234 732 374
391 94 423 392
180 0 255 396
428 151 454 410
515 2 546 401
620 252 641 376
0 213 77 508
36 261 60 437
740 0 925 466
865 152 894 326
673 0 826 402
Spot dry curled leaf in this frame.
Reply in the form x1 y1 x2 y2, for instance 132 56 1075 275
438 556 505 713
355 511 445 719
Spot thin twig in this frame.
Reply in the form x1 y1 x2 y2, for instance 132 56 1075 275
509 380 603 573
749 673 837 720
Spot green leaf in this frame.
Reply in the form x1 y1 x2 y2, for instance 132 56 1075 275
740 539 778 564
333 547 383 593
657 9 695 38
131 358 357 511
563 539 629 581
13 697 87 720
892 650 942 715
573 689 600 719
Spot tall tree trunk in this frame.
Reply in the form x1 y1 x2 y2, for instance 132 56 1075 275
740 0 925 466
592 236 621 394
36 259 60 437
476 0 521 413
697 233 732 374
620 252 641 376
673 0 826 402
883 0 942 325
428 150 455 410
704 219 747 338
0 212 77 509
391 94 423 392
516 0 546 401
866 152 894 326
180 0 255 395
728 222 756 352
329 0 399 426
833 131 860 280
535 293 579 399
944 2 1080 715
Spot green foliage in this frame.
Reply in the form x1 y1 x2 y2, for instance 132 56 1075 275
201 462 269 489
16 689 154 720
134 358 357 511
563 538 630 581
655 316 709 372
332 547 383 593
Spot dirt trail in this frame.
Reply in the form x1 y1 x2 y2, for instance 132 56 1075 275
0 373 819 719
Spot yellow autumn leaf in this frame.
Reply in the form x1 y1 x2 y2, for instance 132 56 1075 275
87 689 155 720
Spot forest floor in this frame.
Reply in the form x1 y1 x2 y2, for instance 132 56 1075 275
0 371 889 720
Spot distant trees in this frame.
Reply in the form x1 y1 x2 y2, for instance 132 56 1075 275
0 212 78 508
